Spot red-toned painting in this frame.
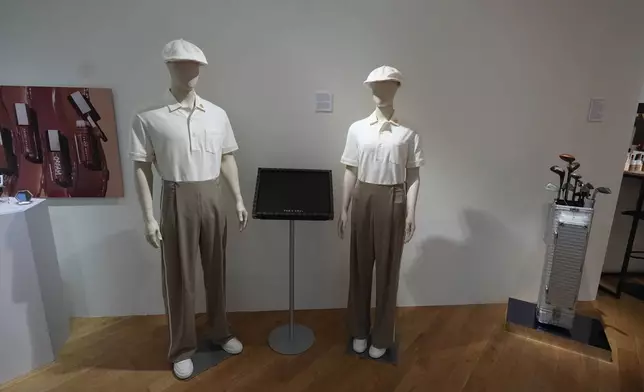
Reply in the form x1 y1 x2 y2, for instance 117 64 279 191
0 86 123 198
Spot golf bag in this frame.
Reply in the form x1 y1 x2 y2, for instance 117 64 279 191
536 203 594 329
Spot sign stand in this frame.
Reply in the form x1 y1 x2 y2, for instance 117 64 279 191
252 168 334 355
268 220 315 354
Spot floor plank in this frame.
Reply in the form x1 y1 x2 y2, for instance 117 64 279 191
2 293 642 392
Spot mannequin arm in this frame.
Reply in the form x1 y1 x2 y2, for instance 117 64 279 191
133 161 162 248
220 153 248 231
338 166 358 239
404 168 420 243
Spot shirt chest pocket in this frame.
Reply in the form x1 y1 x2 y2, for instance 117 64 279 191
374 142 407 165
202 128 225 155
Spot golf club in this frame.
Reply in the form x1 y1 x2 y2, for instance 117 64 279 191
549 165 565 203
564 162 581 202
559 154 576 165
559 155 578 203
582 183 594 207
575 180 584 205
545 183 559 202
591 187 612 200
570 173 581 204
545 183 559 192
579 183 590 204
559 183 574 205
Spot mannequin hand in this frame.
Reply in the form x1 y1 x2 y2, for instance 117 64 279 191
144 219 162 249
236 201 248 232
338 210 348 239
404 217 415 243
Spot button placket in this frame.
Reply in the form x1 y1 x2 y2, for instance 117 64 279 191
376 122 391 161
188 111 200 152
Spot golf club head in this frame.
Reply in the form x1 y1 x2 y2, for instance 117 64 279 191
570 173 582 181
597 187 612 195
545 183 559 192
586 183 595 190
569 162 581 172
549 165 565 175
591 186 612 200
559 154 576 164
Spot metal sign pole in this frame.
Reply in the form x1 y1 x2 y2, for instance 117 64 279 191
289 220 295 340
268 220 315 355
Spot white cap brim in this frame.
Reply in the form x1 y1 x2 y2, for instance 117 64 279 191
164 58 208 66
363 78 401 84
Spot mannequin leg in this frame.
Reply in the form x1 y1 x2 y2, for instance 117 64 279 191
199 179 232 343
160 181 200 363
347 182 375 340
372 185 406 349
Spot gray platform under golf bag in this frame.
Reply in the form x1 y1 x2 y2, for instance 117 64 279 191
537 203 594 329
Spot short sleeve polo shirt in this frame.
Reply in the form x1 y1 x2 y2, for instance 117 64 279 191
130 91 238 182
341 111 424 185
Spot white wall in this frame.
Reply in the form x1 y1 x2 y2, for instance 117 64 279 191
1 0 644 317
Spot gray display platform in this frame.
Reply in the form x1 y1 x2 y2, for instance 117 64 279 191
175 339 235 381
345 338 399 365
505 297 611 362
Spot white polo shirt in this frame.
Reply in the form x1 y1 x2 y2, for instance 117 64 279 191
130 92 238 182
341 111 424 185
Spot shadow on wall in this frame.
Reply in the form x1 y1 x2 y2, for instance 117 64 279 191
403 209 537 306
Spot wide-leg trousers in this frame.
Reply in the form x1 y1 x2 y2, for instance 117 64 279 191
160 178 231 363
347 181 406 349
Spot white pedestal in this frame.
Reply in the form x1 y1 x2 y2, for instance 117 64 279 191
0 199 69 384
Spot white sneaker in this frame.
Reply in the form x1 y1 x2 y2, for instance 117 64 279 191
222 337 243 354
368 346 386 359
173 358 194 380
352 338 368 354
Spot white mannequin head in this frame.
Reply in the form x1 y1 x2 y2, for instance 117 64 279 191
364 66 402 109
369 81 400 108
162 39 208 94
167 61 201 92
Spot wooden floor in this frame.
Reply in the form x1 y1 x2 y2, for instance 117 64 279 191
3 292 644 392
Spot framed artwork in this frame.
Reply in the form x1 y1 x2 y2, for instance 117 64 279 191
0 86 123 198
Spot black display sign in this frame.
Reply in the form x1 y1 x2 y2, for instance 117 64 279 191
252 168 334 221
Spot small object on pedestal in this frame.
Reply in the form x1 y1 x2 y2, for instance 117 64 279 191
15 190 33 205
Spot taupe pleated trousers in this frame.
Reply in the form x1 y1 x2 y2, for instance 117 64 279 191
160 178 231 363
347 181 406 349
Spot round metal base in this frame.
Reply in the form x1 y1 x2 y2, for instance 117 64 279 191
268 324 315 355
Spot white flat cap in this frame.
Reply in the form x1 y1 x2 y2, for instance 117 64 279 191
162 39 208 65
364 65 402 85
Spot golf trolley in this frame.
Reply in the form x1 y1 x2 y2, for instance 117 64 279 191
538 154 610 329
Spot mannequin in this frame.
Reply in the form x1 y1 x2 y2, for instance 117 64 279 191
134 64 248 248
338 66 423 359
131 39 247 380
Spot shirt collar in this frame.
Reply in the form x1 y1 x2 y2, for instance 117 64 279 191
164 90 206 113
367 110 399 126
